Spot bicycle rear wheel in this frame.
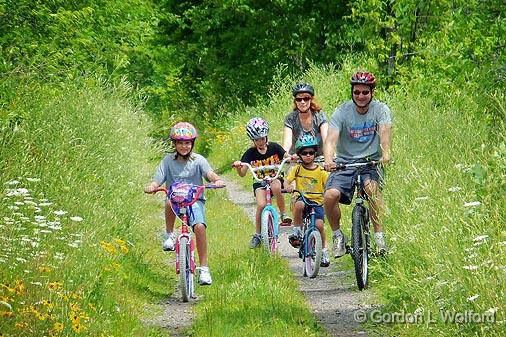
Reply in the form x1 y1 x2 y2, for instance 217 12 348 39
351 205 369 290
178 237 194 301
261 210 277 254
304 230 322 278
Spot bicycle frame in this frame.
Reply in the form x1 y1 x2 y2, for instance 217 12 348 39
233 157 292 251
154 183 222 301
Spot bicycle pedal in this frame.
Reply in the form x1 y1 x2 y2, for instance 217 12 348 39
345 245 352 254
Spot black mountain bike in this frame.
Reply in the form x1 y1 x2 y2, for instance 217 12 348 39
335 161 378 290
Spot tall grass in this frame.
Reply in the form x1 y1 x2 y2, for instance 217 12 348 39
0 76 171 336
206 60 505 336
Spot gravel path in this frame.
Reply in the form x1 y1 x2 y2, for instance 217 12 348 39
145 175 373 336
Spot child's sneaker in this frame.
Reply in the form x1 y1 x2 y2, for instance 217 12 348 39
249 234 262 249
288 227 302 248
162 232 176 251
280 213 292 226
320 249 330 267
198 266 212 285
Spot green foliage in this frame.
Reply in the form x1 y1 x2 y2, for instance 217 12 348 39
0 75 171 336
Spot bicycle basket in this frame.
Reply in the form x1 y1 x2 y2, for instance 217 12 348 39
168 182 194 204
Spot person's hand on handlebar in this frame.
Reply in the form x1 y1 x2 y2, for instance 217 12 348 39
323 160 336 172
231 161 243 168
144 182 160 194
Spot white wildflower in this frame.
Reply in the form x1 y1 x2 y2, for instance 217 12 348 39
70 216 83 222
26 177 40 182
39 202 53 207
54 210 68 216
7 205 19 210
463 265 479 270
15 257 27 263
24 200 37 206
30 281 43 286
415 196 429 201
498 241 506 246
473 235 489 242
14 201 24 206
467 294 479 302
463 201 481 207
68 242 79 248
448 186 461 192
5 180 21 185
34 215 46 222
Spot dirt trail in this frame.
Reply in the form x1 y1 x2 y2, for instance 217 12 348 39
145 175 373 336
223 175 371 337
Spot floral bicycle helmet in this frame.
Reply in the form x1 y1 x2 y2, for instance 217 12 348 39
295 133 318 153
169 122 198 141
350 71 376 88
292 82 315 97
246 117 269 140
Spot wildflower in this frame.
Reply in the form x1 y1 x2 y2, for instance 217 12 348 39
1 310 14 317
448 186 461 192
463 201 481 207
42 299 54 309
467 294 479 301
53 322 64 332
463 265 479 270
39 202 53 207
473 235 489 242
15 321 28 328
72 322 84 333
26 177 40 182
415 196 429 201
70 302 80 312
6 180 21 185
54 210 68 216
48 281 63 290
70 216 83 222
100 241 117 254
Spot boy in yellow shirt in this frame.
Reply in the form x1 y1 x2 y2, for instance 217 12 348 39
284 133 330 267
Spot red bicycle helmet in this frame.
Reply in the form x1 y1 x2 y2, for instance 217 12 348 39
350 72 376 88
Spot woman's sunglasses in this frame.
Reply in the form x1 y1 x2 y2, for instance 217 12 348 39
353 90 370 96
295 97 312 102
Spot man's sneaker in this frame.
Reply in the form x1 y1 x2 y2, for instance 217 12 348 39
288 227 302 248
198 266 212 285
162 232 176 251
320 249 330 267
374 232 388 256
332 233 347 258
249 234 262 249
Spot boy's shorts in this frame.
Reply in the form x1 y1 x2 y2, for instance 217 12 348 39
294 198 324 221
325 166 383 205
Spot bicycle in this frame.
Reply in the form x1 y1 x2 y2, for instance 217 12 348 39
333 161 378 290
153 182 224 302
283 189 324 278
232 157 292 254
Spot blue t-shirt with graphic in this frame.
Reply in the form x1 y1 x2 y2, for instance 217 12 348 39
329 100 392 162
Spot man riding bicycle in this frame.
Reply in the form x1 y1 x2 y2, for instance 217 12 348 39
323 71 393 258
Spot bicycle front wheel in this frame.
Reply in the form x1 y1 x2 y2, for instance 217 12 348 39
351 205 369 290
178 237 194 301
261 210 277 254
304 230 322 278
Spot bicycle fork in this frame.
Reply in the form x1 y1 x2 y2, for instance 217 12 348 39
175 214 196 274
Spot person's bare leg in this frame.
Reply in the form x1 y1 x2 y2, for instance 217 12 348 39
194 223 208 266
364 180 385 233
323 188 342 231
165 201 176 232
255 189 267 234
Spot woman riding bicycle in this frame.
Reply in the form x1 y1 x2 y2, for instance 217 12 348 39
282 82 328 156
284 133 330 267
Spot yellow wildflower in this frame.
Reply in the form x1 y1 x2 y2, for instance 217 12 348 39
15 321 28 328
70 292 82 300
100 240 117 254
38 266 52 273
42 299 54 309
72 322 84 333
53 322 64 332
48 281 62 290
70 302 80 312
1 310 14 317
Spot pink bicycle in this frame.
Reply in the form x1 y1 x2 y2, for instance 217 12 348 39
154 182 223 302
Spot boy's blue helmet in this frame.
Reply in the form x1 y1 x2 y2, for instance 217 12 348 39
295 133 318 153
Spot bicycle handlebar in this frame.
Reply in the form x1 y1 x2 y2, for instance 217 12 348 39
232 157 293 183
281 189 323 207
153 184 225 207
332 160 378 171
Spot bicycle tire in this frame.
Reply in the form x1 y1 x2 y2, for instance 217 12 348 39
178 236 193 301
261 210 277 254
351 205 369 290
304 230 322 278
